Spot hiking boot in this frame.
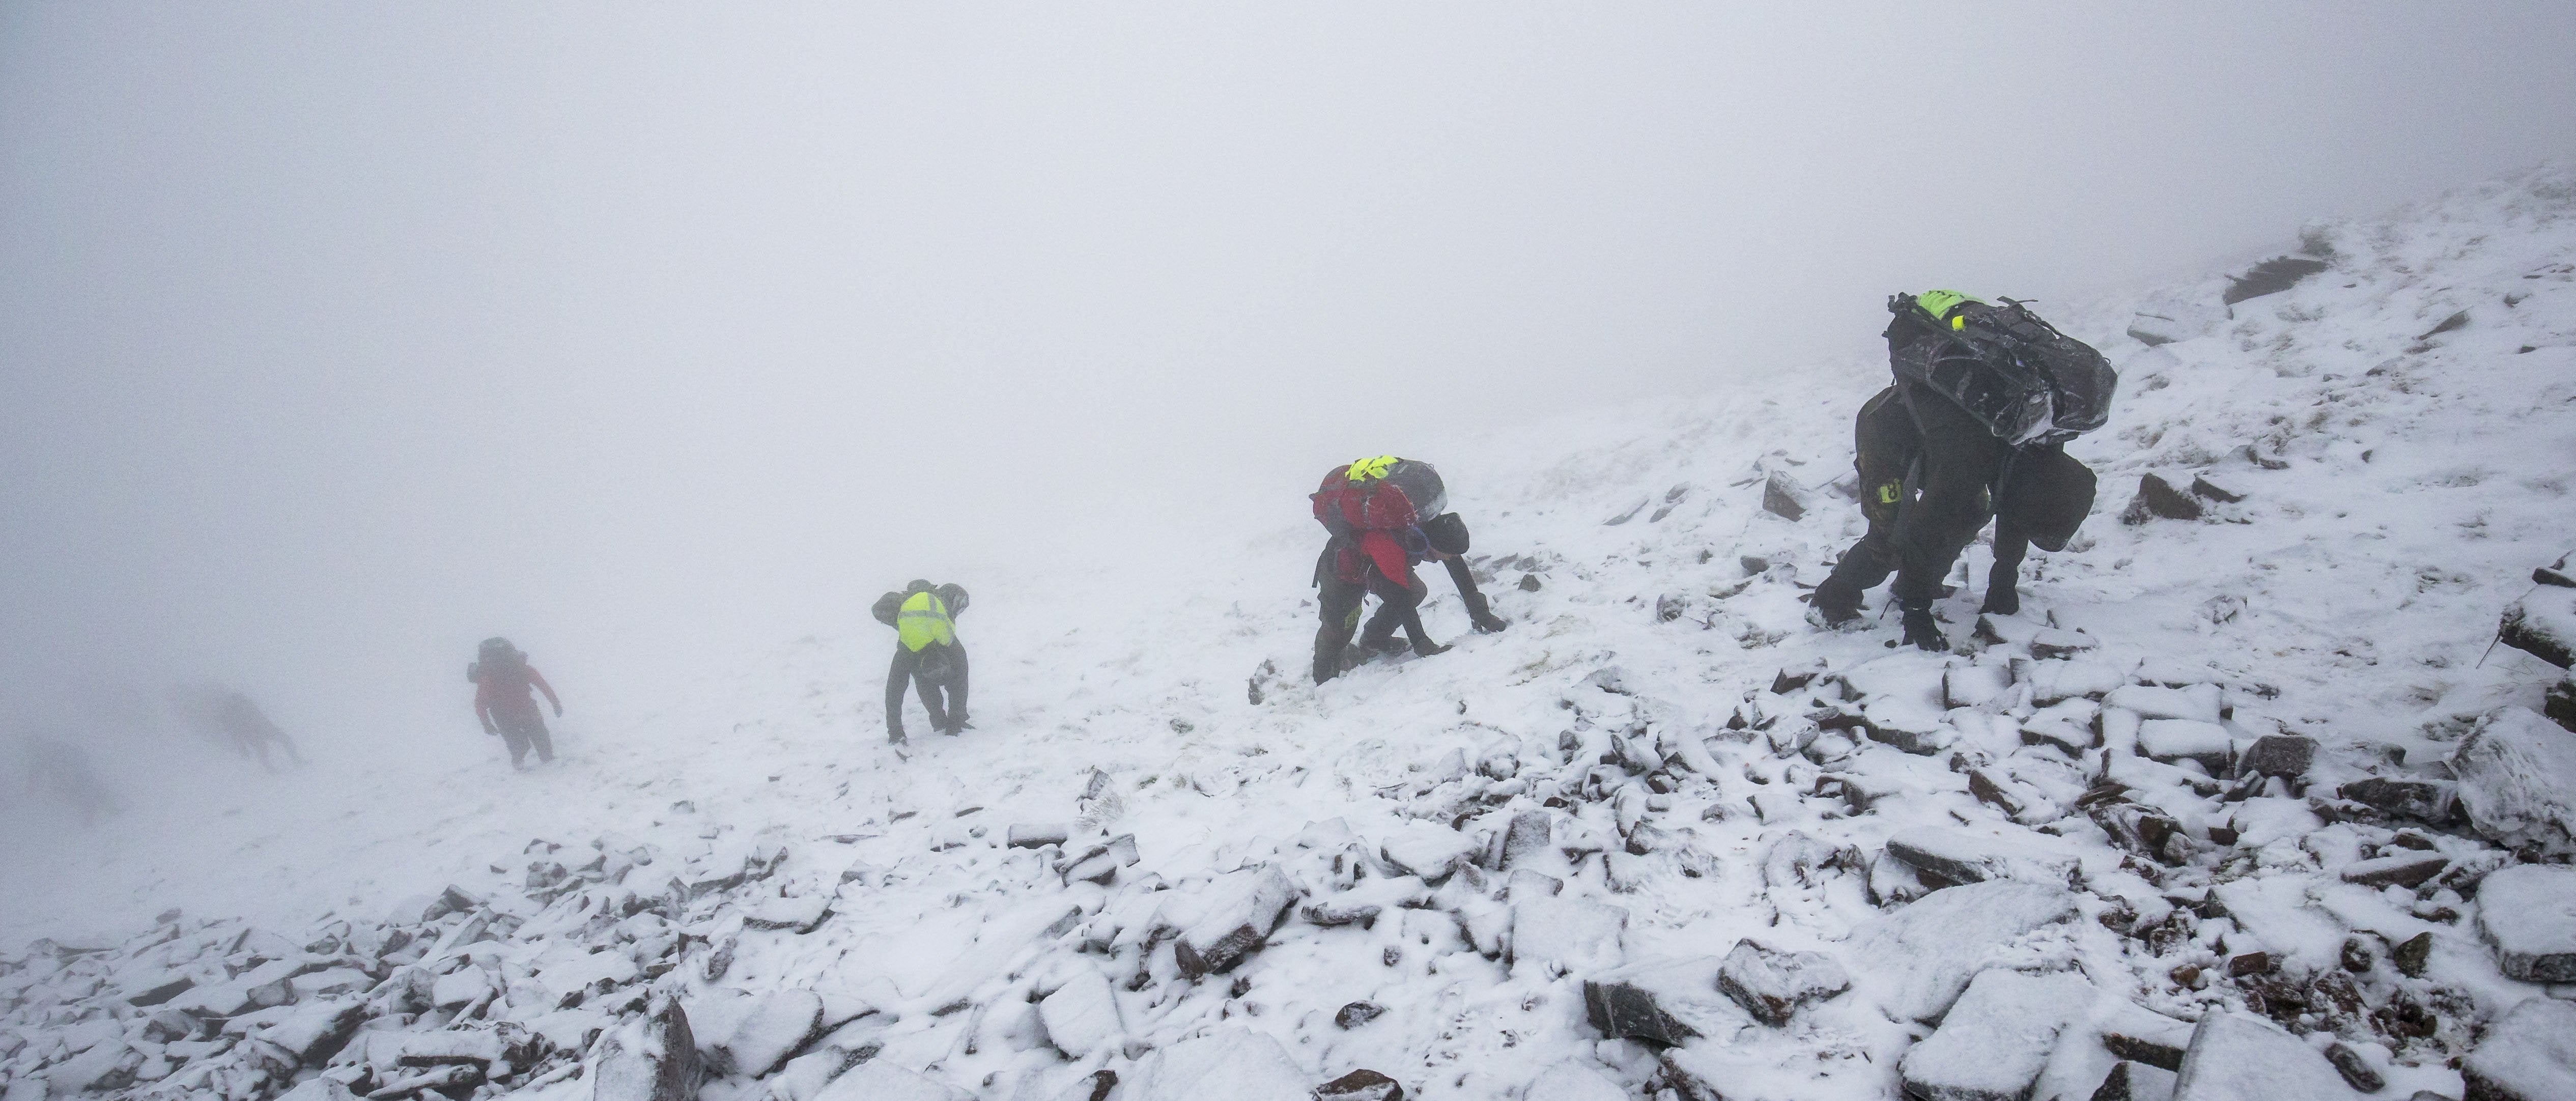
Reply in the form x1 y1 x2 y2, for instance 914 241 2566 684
1809 578 1865 628
1978 584 2021 616
1413 641 1453 658
888 729 908 746
1471 612 1511 634
1901 605 1950 653
1364 633 1409 656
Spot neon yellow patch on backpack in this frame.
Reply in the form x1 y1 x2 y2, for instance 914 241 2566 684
1346 455 1400 481
1914 289 1982 321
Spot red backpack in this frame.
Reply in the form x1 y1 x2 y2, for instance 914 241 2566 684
1311 456 1447 539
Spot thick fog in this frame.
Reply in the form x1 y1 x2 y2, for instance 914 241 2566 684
4 4 2573 815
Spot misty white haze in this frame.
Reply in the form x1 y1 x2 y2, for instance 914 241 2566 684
4 3 2575 931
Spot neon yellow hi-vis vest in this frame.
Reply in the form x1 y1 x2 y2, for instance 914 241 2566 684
897 591 956 652
1915 290 1985 331
1346 455 1399 481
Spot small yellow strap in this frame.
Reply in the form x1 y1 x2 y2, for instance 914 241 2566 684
1951 315 1966 330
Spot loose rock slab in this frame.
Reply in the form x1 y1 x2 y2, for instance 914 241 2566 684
1174 865 1299 978
1511 894 1627 975
591 995 702 1101
2451 707 2576 855
813 1062 969 1101
1125 1029 1309 1101
2474 864 2576 982
1524 1062 1628 1101
2168 1011 2359 1101
1715 939 1851 1025
2461 997 2576 1101
1380 824 1477 883
1899 969 2094 1101
716 990 822 1078
1850 880 2079 1023
1037 969 1125 1059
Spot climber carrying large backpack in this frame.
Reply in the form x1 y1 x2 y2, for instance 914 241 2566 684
1309 456 1510 685
468 637 563 768
1809 291 2114 651
871 580 970 745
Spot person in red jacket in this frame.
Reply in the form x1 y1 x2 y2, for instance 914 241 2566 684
469 637 562 768
1313 513 1515 683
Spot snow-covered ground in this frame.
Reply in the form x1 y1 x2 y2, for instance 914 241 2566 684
8 165 2576 1101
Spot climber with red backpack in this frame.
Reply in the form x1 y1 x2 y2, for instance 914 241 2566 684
1309 456 1510 684
468 637 564 768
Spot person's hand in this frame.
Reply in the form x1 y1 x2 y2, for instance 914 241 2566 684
483 724 498 736
554 705 565 718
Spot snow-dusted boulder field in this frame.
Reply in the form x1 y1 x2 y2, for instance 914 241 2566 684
8 169 2576 1101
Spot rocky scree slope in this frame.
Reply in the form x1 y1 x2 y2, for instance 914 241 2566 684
8 168 2576 1101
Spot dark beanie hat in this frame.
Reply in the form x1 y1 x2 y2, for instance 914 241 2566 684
1422 512 1470 555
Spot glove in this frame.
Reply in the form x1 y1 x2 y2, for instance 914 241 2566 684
554 705 565 718
1901 604 1950 653
483 724 498 737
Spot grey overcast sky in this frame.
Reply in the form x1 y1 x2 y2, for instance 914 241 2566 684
4 3 2573 748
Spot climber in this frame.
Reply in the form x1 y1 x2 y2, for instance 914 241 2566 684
1309 457 1510 684
1809 291 2111 651
17 736 119 824
469 637 564 767
872 580 970 744
165 684 305 770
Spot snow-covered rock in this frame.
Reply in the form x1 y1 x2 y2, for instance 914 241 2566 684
2105 685 2222 724
1510 893 1626 975
2237 734 2315 779
1523 1062 1627 1101
1173 865 1299 978
1849 880 2079 1023
2500 587 2576 669
1714 938 1850 1026
2461 997 2576 1101
1898 969 2094 1101
1124 1029 1308 1101
273 1079 359 1101
429 966 493 1009
2452 707 2576 855
2025 660 2126 706
1884 827 2076 888
713 990 821 1078
1036 968 1124 1059
742 895 831 933
2474 864 2576 982
591 995 702 1101
2091 1061 2178 1101
1379 824 1477 883
263 1000 365 1062
1580 956 1734 1047
2168 1012 2359 1101
813 1062 969 1101
2135 720 2232 773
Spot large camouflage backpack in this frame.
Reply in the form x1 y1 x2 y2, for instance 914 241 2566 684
1888 294 2117 446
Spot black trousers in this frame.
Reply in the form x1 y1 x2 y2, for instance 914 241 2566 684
1822 382 2029 610
1313 547 1434 683
887 642 969 737
494 709 554 766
